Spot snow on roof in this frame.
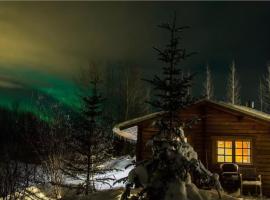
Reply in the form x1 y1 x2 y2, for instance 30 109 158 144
210 100 270 122
112 112 165 142
113 125 138 142
112 99 270 142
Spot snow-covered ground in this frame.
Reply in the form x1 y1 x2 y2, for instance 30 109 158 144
64 155 135 190
1 156 268 200
0 156 134 200
98 155 134 189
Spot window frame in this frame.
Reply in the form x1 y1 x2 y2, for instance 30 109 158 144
212 137 253 166
234 140 252 164
217 140 233 163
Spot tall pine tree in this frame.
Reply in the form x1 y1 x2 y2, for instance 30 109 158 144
144 14 195 136
120 14 221 200
64 75 113 195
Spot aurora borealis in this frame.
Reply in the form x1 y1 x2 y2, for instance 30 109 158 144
0 67 81 120
0 1 270 118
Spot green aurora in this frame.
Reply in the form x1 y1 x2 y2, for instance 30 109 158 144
0 67 82 121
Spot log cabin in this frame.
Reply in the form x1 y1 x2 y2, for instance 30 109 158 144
113 99 270 196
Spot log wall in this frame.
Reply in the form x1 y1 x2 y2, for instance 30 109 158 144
136 102 270 196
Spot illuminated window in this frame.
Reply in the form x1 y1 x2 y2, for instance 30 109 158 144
217 140 233 163
216 139 251 164
235 140 251 164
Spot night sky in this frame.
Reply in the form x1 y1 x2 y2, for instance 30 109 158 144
0 1 270 117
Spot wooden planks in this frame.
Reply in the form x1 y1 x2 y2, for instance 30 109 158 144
136 102 270 196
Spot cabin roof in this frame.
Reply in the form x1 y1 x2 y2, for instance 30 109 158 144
112 99 270 142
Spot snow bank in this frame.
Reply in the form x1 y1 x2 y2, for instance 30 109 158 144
64 155 135 190
95 156 135 190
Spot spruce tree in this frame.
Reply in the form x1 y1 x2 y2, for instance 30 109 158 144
64 76 113 195
120 14 222 200
144 14 195 135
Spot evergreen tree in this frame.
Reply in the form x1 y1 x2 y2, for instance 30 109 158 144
64 76 113 195
226 60 241 105
144 14 195 134
120 14 222 200
203 64 214 100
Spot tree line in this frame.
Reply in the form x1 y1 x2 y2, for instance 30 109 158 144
202 60 270 113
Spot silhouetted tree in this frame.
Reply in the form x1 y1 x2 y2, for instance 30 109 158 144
0 107 38 200
34 103 70 199
64 75 113 195
104 64 151 122
260 63 270 113
203 64 214 100
226 60 241 105
259 78 264 111
143 15 195 133
120 14 221 200
103 64 151 156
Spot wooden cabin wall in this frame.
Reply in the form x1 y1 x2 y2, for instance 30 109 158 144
137 103 270 196
204 106 270 195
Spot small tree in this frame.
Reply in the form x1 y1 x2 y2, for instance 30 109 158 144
203 64 214 100
64 75 113 195
226 60 241 105
34 105 69 199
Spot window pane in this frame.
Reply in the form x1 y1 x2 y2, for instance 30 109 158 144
235 149 243 155
218 156 224 162
243 149 249 156
218 141 224 148
243 141 250 148
217 139 251 164
225 141 232 148
243 156 249 163
235 156 242 163
225 156 232 162
218 148 224 155
225 148 232 155
235 141 242 148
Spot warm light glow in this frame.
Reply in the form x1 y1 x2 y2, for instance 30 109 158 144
218 141 224 147
225 141 232 148
217 140 232 163
225 156 232 162
217 139 251 164
235 140 251 164
235 141 242 148
225 149 232 155
218 156 224 162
